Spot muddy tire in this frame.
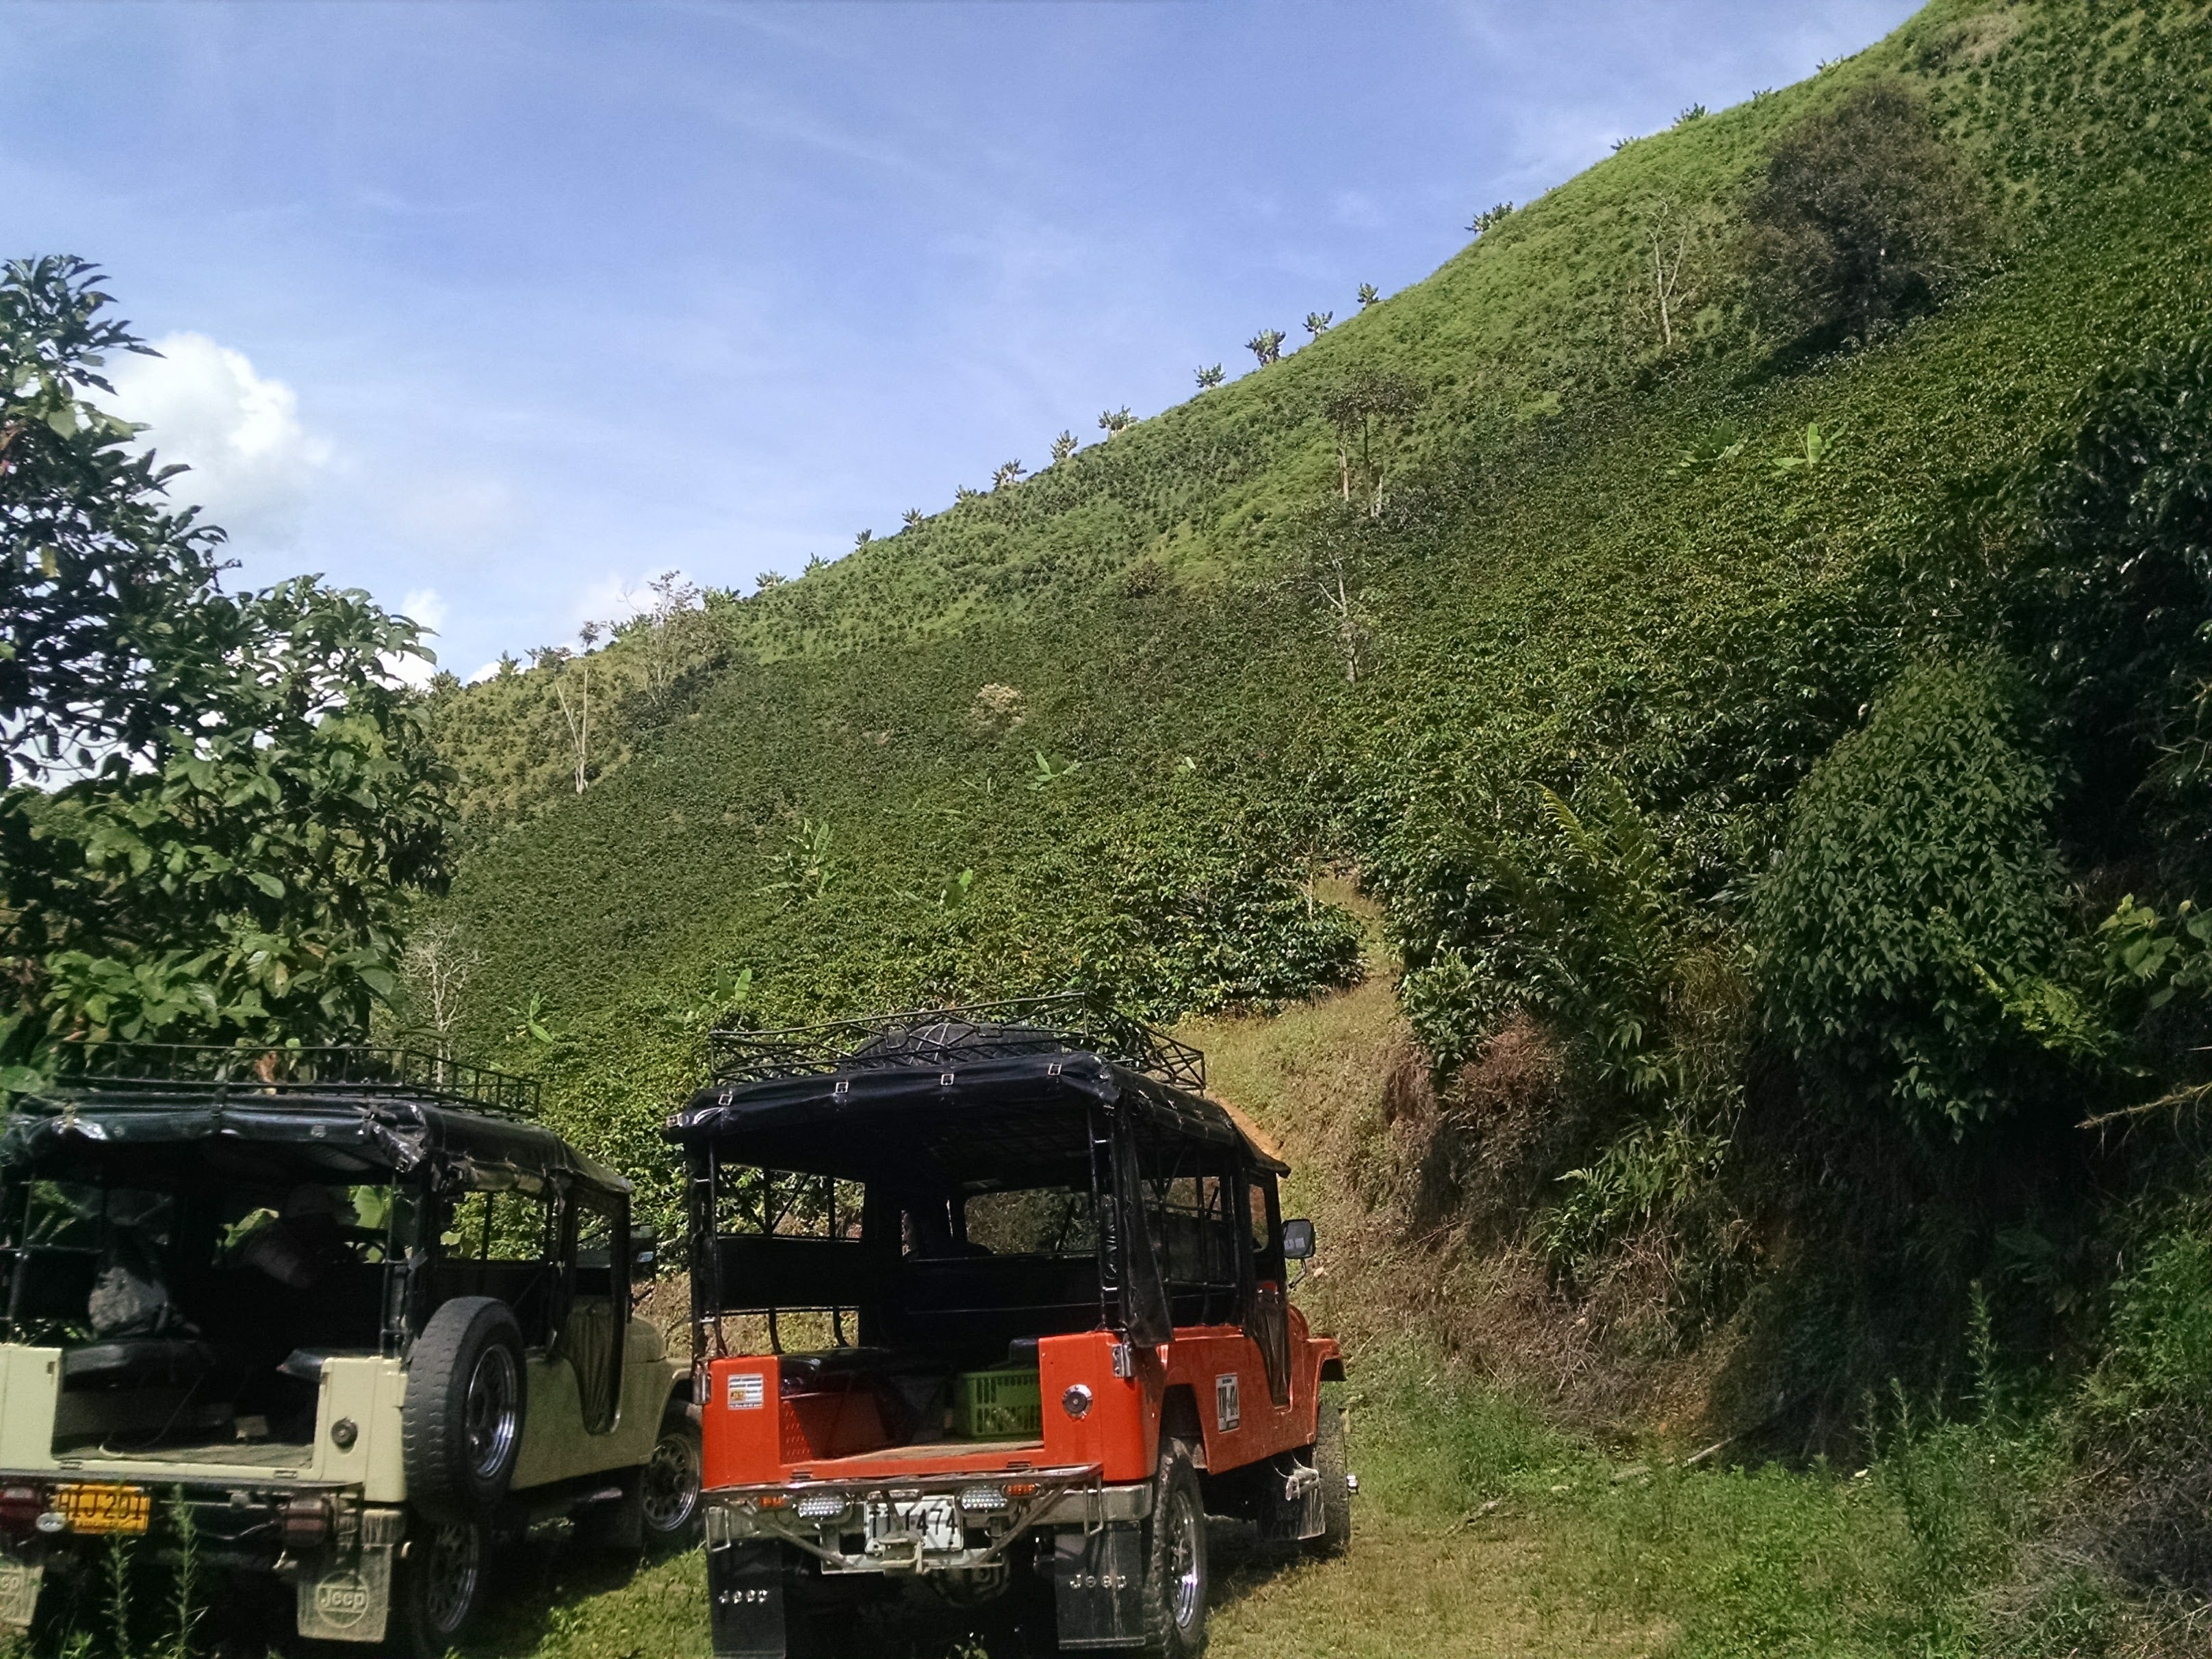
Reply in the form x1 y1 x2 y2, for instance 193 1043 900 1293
1137 1443 1208 1658
1310 1392 1352 1558
404 1297 526 1523
390 1512 490 1658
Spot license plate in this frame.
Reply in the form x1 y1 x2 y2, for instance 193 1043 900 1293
54 1484 151 1536
865 1496 962 1554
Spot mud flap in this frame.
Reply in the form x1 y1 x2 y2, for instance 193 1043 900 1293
1053 1524 1145 1651
708 1540 788 1659
296 1544 394 1644
0 1546 42 1633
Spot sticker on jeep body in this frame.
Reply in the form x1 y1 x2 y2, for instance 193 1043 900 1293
1216 1372 1242 1432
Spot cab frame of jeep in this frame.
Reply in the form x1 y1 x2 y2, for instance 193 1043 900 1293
670 997 1350 1658
0 1046 698 1654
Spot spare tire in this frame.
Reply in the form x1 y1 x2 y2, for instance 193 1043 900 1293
404 1297 526 1523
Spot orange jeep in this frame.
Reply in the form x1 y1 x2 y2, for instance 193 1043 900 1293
667 997 1350 1657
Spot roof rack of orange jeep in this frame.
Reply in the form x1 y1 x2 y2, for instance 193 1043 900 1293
706 993 1206 1093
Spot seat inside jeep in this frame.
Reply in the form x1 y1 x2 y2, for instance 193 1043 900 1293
1 1146 407 1455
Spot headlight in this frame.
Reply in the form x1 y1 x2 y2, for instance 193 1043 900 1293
792 1492 848 1522
1062 1383 1093 1419
957 1485 1008 1513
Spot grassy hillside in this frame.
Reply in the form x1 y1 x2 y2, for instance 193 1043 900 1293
417 0 2212 1634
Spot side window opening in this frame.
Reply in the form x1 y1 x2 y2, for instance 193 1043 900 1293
435 1184 558 1347
1141 1148 1243 1328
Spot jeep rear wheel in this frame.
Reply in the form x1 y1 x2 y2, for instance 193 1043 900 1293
404 1297 527 1523
1138 1444 1208 1658
391 1513 489 1658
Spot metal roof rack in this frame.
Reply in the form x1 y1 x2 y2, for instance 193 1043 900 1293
708 994 1206 1093
25 1042 541 1118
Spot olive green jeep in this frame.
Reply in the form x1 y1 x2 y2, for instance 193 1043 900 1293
0 1047 700 1654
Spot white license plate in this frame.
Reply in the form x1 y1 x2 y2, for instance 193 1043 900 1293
864 1496 962 1554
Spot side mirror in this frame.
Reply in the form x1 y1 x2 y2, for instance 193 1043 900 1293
1281 1219 1316 1261
630 1229 661 1280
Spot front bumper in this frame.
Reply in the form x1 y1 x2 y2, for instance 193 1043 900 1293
702 1465 1147 1575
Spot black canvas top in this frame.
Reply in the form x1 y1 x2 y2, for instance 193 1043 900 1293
666 1044 1287 1183
1 1085 626 1197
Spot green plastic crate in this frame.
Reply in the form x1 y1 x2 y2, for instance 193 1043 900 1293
955 1365 1042 1439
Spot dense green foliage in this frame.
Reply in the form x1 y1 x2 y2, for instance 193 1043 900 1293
0 257 224 784
1741 83 1991 353
0 265 450 1077
1756 656 2068 1130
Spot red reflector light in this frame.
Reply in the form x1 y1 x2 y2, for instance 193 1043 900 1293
280 1495 330 1551
754 1494 788 1510
0 1485 41 1533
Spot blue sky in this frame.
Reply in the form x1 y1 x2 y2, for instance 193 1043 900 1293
3 0 1918 681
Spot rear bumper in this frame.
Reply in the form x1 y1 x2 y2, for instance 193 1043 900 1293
0 1476 402 1644
702 1464 1146 1575
0 1469 365 1562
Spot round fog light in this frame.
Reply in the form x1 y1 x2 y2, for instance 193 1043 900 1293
1062 1384 1093 1420
330 1417 359 1449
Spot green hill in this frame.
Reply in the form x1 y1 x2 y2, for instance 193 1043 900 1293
390 0 2212 1645
426 1 2212 1614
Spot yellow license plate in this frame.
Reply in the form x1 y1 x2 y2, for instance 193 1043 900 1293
54 1484 151 1536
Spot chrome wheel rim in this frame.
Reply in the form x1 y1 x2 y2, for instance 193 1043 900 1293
1167 1488 1202 1630
463 1345 519 1480
640 1430 699 1536
421 1520 483 1634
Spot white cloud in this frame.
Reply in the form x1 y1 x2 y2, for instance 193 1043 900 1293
382 587 445 690
102 333 331 546
400 587 449 634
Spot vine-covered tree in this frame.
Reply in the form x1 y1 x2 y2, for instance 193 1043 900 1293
901 508 924 529
1357 283 1380 308
1742 83 1990 350
992 459 1027 489
1098 408 1134 438
1304 311 1333 339
0 259 452 1077
1049 430 1077 465
1195 364 1224 389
